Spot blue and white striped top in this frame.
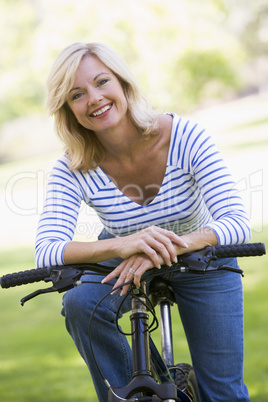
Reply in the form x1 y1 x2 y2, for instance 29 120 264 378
35 113 251 268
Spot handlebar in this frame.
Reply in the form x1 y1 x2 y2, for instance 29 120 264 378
1 267 51 289
0 264 112 290
0 243 266 305
212 242 265 258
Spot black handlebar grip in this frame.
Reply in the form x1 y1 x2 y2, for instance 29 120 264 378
213 242 266 258
0 268 51 289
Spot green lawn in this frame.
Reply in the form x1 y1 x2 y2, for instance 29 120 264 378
0 229 267 401
242 229 268 401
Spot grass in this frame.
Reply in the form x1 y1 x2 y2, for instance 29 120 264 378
242 229 268 401
0 249 96 402
228 116 268 132
0 229 267 401
230 138 268 151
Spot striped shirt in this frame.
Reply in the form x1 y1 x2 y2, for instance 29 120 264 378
35 113 251 268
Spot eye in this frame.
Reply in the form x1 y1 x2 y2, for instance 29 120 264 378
98 78 109 86
72 92 84 101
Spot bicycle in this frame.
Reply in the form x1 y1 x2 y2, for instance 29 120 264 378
1 242 266 401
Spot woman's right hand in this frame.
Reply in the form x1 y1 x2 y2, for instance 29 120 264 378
116 226 188 268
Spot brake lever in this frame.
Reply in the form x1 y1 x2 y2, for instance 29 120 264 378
21 287 56 306
207 264 245 276
177 248 217 273
20 267 84 306
177 250 244 276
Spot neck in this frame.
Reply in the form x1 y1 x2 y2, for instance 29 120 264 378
96 120 145 163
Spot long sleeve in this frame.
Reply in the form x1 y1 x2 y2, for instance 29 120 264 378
35 157 83 268
171 116 251 245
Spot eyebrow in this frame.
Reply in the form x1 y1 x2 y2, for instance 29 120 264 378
69 72 110 93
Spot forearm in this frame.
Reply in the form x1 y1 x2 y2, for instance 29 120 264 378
63 225 188 266
63 238 119 264
175 227 218 256
63 227 217 265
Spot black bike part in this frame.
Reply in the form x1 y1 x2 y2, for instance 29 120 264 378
58 262 115 275
0 262 115 291
0 268 50 289
212 242 265 258
108 378 177 401
149 278 176 307
174 363 201 402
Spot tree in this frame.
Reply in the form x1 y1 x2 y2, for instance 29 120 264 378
0 0 266 130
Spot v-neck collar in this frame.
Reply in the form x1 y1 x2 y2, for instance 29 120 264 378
95 113 176 207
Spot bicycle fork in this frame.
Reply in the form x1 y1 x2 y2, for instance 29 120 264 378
159 299 174 367
108 282 177 401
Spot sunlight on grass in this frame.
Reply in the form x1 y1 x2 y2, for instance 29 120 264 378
228 116 268 131
230 138 268 151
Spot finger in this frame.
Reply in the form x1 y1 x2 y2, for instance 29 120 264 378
144 228 188 264
112 269 132 294
121 255 154 294
148 235 176 265
139 235 175 267
101 261 128 284
116 256 144 295
137 242 162 268
111 257 138 292
119 283 131 296
131 266 146 289
150 227 188 250
139 230 173 265
147 226 188 248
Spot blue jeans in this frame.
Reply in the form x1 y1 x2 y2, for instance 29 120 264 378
61 258 250 402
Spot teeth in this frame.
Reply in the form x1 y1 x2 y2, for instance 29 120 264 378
92 104 111 117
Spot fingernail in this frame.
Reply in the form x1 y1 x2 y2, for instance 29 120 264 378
174 256 178 263
101 279 106 284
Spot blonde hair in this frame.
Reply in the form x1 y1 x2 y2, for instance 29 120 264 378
47 42 158 171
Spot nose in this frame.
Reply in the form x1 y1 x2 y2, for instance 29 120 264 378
87 87 103 106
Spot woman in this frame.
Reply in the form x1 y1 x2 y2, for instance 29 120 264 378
36 42 251 401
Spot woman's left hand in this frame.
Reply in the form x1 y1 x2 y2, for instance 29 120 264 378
101 253 157 296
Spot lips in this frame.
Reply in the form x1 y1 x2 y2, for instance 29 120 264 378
91 103 112 117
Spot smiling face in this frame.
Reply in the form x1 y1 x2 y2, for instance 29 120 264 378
67 55 129 136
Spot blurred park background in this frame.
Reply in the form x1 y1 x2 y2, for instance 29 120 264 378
0 0 267 400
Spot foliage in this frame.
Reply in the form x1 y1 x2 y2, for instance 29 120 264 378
212 0 268 57
0 0 267 128
167 49 241 111
0 1 46 123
